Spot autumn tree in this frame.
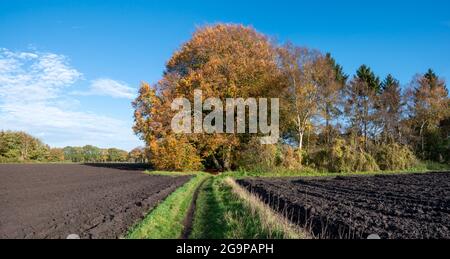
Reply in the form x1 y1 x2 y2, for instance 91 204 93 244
133 24 279 170
47 148 65 162
278 44 322 159
408 69 449 159
133 82 169 146
132 80 203 170
128 147 147 163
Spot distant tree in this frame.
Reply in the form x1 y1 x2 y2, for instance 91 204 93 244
82 145 102 162
63 146 84 162
0 131 20 161
47 148 65 162
107 148 128 162
128 147 147 163
100 149 109 163
62 145 131 163
0 131 49 162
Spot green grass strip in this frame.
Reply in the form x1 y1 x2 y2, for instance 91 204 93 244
190 176 308 239
224 161 450 179
127 172 209 239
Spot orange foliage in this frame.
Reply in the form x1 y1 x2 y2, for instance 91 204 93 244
149 134 203 171
133 24 279 170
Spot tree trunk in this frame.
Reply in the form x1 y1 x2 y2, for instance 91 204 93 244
298 131 304 151
419 122 426 158
325 104 330 145
363 96 369 151
212 154 223 171
222 144 233 171
298 130 304 165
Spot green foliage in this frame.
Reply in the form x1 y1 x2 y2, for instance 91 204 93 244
312 138 379 173
63 146 83 162
413 161 450 171
0 130 133 163
0 131 51 162
236 138 306 172
374 143 418 171
236 138 279 172
82 145 102 162
355 65 381 93
106 148 129 162
63 145 130 163
422 127 450 164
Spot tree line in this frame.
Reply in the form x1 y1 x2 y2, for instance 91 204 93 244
0 131 146 163
133 24 449 172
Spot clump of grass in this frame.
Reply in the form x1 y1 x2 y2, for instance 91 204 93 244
224 177 310 239
411 161 450 171
223 160 450 180
189 176 310 239
127 173 209 239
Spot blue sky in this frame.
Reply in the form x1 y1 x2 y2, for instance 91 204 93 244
1 0 449 150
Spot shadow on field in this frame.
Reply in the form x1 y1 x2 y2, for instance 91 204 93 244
83 163 153 171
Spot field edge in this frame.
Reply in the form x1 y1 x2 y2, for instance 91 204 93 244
224 177 311 239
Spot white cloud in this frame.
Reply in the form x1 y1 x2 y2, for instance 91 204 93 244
0 48 82 102
0 48 140 150
72 78 136 99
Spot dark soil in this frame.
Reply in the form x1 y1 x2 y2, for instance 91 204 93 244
0 164 190 239
238 172 450 239
82 163 152 171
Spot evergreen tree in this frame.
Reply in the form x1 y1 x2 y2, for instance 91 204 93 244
345 65 381 149
378 74 403 143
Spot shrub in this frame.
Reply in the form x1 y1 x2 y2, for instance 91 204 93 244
279 145 302 170
236 138 278 172
312 138 379 173
150 135 203 171
236 139 305 172
47 148 65 162
374 143 418 171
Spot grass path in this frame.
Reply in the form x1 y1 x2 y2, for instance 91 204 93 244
180 177 208 239
189 176 310 239
127 173 210 239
